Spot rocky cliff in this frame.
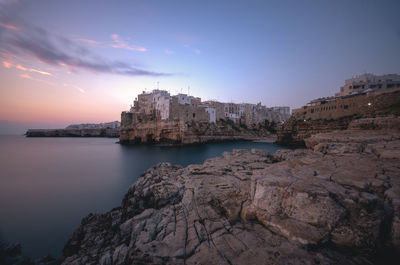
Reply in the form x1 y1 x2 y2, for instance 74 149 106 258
276 115 400 146
276 116 353 146
120 119 273 144
58 118 400 265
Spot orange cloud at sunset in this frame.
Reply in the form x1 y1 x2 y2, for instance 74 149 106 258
0 22 20 30
16 65 27 71
29 68 52 76
4 62 53 76
16 64 52 75
3 61 12 68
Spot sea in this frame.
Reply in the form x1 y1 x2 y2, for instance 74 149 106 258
0 135 286 259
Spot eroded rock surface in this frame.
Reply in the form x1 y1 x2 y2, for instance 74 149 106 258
61 128 400 265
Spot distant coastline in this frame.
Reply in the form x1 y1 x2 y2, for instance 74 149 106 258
25 128 119 138
25 121 121 138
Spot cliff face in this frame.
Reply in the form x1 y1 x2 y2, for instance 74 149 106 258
26 128 119 138
119 119 273 144
276 116 400 146
276 116 353 146
60 118 400 265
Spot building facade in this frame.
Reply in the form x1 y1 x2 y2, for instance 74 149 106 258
126 89 291 126
335 73 400 97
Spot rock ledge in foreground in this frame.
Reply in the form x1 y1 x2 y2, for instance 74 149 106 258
61 128 400 265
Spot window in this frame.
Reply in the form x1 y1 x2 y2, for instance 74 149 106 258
193 113 195 118
344 105 348 109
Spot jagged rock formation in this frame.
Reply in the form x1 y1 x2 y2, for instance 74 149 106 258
60 118 400 265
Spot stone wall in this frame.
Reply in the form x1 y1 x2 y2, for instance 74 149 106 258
292 87 400 121
277 88 400 146
169 104 209 123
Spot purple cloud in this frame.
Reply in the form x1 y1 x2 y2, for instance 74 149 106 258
0 21 170 77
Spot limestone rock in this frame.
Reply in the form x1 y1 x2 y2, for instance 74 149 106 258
60 128 400 264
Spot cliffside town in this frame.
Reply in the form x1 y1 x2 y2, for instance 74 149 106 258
277 73 400 146
7 74 400 265
120 90 290 144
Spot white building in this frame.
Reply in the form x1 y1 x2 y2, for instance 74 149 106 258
152 90 170 120
335 73 400 97
205 107 216 123
177 93 191 105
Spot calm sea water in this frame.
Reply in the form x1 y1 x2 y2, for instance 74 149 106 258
0 135 285 258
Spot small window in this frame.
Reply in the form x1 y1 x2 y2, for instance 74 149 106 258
193 113 195 118
344 105 348 109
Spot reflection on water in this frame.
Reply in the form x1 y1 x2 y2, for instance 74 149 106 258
0 136 285 258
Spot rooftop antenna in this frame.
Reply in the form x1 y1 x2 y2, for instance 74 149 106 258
181 88 183 93
188 86 190 96
157 81 159 90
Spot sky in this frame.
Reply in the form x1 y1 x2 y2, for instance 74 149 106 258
0 0 399 132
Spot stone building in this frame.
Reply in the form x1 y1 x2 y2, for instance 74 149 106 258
121 89 291 144
335 73 400 97
127 90 213 124
223 103 240 122
175 93 191 105
292 87 400 121
271 106 291 121
202 101 225 121
169 103 209 123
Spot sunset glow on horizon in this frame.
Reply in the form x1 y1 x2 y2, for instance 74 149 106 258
1 0 399 130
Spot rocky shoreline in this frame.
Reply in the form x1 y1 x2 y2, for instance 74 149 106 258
56 117 400 265
5 117 399 265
